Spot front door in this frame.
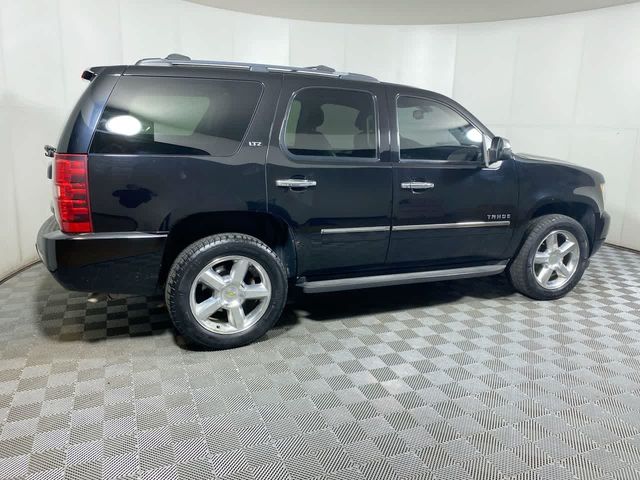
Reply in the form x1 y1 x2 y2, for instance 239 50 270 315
267 77 392 277
387 90 518 268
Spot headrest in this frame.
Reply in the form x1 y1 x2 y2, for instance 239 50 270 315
298 106 324 131
355 111 371 131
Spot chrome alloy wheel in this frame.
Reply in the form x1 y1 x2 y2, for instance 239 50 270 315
533 229 580 290
189 255 272 334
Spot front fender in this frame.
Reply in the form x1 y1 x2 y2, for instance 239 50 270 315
508 156 605 257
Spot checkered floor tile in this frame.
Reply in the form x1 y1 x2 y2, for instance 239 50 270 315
1 245 640 479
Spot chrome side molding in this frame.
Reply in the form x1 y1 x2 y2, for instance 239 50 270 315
320 221 510 234
321 226 390 234
301 263 507 293
393 220 510 231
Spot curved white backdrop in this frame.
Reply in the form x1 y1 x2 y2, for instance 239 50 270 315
1 0 639 278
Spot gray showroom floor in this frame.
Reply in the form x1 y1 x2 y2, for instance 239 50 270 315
1 245 640 480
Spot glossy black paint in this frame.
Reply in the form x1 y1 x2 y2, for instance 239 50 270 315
267 76 392 276
38 63 609 295
37 216 166 295
386 85 517 267
510 153 609 257
87 69 280 233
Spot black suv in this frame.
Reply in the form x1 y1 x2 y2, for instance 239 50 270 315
38 54 610 349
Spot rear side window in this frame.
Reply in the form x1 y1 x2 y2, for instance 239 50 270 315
397 96 483 162
91 76 262 156
284 88 377 159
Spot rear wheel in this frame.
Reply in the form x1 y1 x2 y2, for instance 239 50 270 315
508 214 589 300
166 233 287 349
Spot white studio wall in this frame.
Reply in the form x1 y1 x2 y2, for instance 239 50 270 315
1 0 639 279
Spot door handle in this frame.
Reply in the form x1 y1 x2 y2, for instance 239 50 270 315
276 178 317 189
401 181 434 191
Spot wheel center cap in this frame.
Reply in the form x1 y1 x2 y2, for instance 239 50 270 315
549 251 562 265
222 286 240 301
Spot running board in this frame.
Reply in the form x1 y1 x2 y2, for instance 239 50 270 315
301 263 507 294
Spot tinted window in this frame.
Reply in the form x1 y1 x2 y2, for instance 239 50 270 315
91 76 261 156
397 96 483 162
58 75 119 154
284 88 376 158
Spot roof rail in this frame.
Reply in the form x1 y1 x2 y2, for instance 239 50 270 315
135 54 378 82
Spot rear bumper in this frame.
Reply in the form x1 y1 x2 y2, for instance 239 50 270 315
591 211 610 255
37 216 167 295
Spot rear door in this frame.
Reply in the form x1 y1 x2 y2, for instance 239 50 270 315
267 76 392 277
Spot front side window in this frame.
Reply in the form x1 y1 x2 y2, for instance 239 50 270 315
397 96 483 162
91 76 262 156
284 88 377 159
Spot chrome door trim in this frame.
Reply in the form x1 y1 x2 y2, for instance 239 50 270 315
321 226 390 234
302 262 507 293
400 181 435 190
276 179 317 188
393 220 510 231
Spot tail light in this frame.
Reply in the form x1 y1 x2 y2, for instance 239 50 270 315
53 153 93 233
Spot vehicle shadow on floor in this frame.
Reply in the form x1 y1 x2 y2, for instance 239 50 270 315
280 274 516 325
32 270 516 345
33 273 173 343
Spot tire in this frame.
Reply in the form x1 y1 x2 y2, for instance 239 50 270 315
507 214 589 300
165 233 287 349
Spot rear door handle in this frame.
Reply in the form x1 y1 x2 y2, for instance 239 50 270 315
276 178 317 189
401 181 434 191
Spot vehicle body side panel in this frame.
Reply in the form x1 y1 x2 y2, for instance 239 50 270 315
38 64 611 298
507 154 607 257
386 85 519 268
266 76 393 277
87 71 280 233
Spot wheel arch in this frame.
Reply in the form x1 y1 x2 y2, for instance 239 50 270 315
528 201 596 255
159 211 297 285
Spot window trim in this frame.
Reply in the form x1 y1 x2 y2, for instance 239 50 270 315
89 76 264 158
395 94 486 165
279 85 381 164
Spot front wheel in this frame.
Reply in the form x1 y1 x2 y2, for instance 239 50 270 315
508 214 590 300
165 233 287 349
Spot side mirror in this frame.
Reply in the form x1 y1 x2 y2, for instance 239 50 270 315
487 136 513 166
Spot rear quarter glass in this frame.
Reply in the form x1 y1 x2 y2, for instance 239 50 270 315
90 76 262 157
57 69 124 154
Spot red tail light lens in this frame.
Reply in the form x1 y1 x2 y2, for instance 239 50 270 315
53 153 93 233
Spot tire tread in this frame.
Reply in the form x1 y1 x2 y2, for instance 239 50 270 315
508 214 588 300
165 233 287 348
